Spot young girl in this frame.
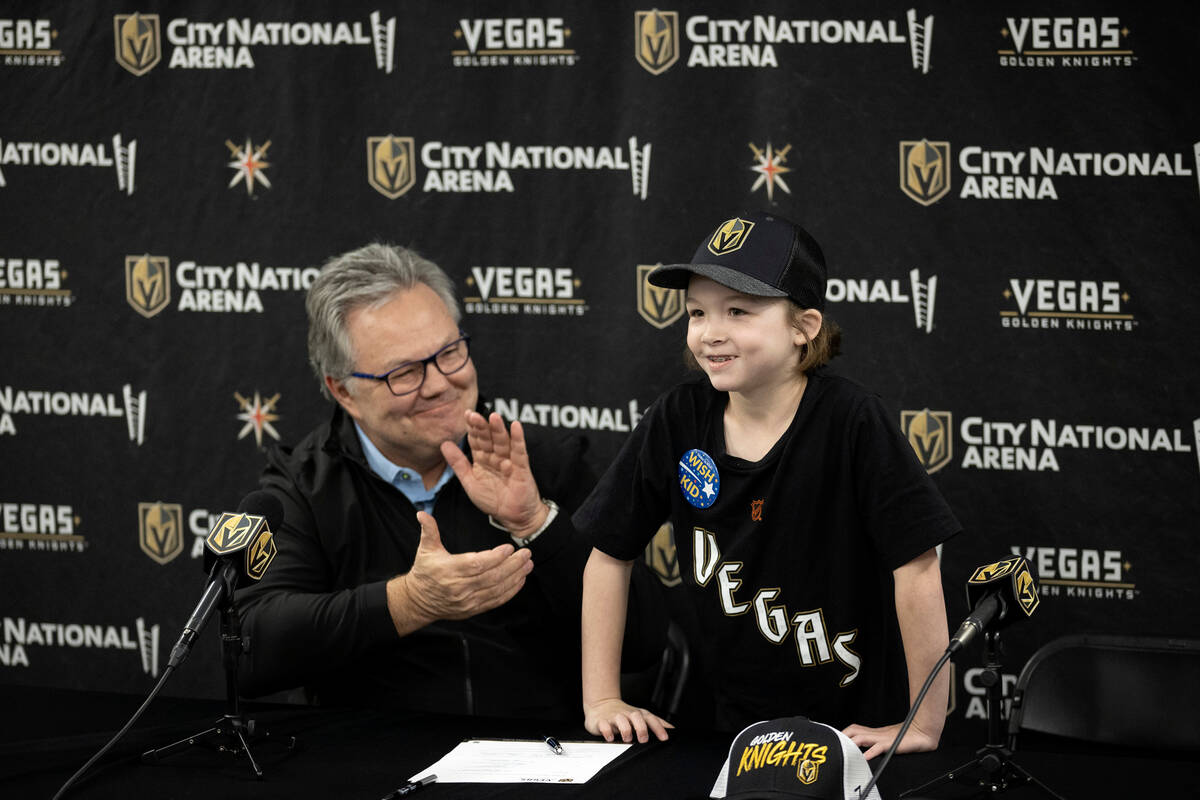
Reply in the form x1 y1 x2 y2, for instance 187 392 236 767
576 211 962 760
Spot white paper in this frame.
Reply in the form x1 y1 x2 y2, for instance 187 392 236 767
410 738 632 784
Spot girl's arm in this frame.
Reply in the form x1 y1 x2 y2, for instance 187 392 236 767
582 547 673 743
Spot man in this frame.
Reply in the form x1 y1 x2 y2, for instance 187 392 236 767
235 242 664 719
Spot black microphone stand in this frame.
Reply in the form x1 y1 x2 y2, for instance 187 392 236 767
141 572 295 779
901 632 1063 799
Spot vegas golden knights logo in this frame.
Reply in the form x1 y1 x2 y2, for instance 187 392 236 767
637 264 685 329
970 557 1020 583
644 521 681 587
797 755 823 785
126 254 171 318
1014 566 1040 617
970 556 1040 618
114 13 161 76
901 408 953 474
246 528 277 581
900 139 951 205
138 501 183 565
205 511 277 581
708 217 754 256
635 10 679 75
206 512 260 555
367 135 416 199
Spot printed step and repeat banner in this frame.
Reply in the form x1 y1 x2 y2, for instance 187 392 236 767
2 2 1198 745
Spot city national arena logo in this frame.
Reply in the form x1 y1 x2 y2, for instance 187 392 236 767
137 501 183 565
0 257 73 308
2 17 64 67
452 16 577 67
901 138 1196 203
637 264 685 329
0 502 84 553
0 384 146 444
123 254 317 314
114 12 160 75
635 10 679 74
901 409 953 473
235 390 282 447
367 135 416 198
366 136 652 199
998 16 1135 69
114 10 394 73
636 9 932 73
0 135 136 194
903 409 1197 474
2 616 161 677
900 139 951 205
491 397 644 434
826 268 936 333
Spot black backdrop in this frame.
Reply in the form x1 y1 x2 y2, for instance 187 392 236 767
3 1 1198 747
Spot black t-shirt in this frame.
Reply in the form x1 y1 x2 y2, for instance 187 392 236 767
575 370 962 731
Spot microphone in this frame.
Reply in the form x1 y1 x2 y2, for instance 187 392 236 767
948 556 1040 652
166 491 282 669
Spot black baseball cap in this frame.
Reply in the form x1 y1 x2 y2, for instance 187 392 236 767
648 211 827 311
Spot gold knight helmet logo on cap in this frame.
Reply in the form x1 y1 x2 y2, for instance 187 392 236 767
114 13 161 76
367 136 416 199
707 217 755 256
635 10 679 75
138 501 183 565
900 139 952 206
126 254 171 318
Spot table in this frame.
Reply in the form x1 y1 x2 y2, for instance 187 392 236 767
2 685 1194 798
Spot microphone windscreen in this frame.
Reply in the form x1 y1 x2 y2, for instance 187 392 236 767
237 489 284 533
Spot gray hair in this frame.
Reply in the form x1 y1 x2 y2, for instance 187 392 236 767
306 242 461 400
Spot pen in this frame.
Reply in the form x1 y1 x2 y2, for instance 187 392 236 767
543 735 564 755
382 773 437 798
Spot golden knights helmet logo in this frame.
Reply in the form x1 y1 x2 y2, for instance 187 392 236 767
126 254 171 318
367 135 416 199
797 756 822 785
708 217 754 256
635 10 679 75
900 139 951 205
637 264 685 329
114 13 162 76
969 556 1040 619
138 501 183 565
644 521 681 587
901 409 953 474
205 511 277 581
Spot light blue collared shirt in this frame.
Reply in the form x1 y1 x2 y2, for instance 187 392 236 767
353 422 455 513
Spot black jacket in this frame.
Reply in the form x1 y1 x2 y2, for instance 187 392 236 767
235 405 665 719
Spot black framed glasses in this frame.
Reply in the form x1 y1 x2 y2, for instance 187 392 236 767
350 332 471 396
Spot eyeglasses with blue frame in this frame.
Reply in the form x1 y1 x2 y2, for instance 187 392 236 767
350 331 471 396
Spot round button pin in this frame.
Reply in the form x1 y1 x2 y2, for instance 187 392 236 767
678 448 720 509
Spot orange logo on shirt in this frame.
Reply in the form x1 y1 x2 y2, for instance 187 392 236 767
751 499 764 521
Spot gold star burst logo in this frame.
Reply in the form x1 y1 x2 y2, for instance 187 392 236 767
748 142 792 201
235 391 281 447
226 138 272 195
